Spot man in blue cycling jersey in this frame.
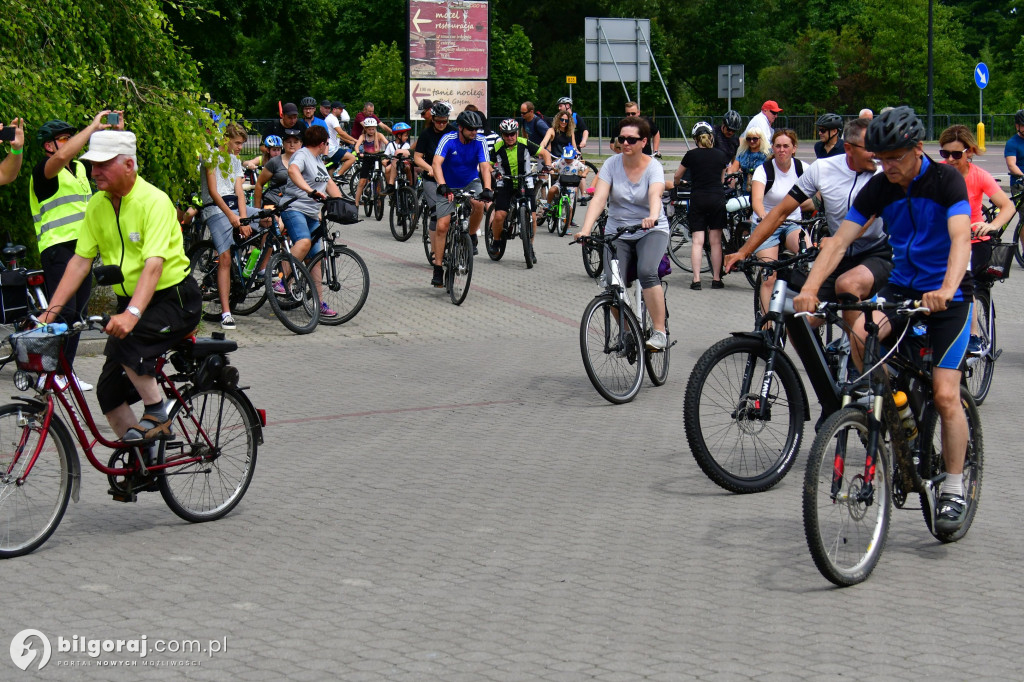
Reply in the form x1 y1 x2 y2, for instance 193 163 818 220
431 110 493 287
794 106 973 534
1003 110 1024 189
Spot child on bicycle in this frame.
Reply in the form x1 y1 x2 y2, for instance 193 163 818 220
543 146 589 211
353 118 389 213
200 123 258 330
384 122 414 194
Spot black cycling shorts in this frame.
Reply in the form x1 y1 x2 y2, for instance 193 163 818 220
816 243 894 302
493 185 535 213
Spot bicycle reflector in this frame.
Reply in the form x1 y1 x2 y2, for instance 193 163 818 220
27 273 45 287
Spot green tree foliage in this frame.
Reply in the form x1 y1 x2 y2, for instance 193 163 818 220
359 42 406 118
490 25 538 117
0 0 219 258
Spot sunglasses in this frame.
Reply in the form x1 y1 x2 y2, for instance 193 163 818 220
559 118 569 123
746 137 759 142
817 128 831 134
501 132 518 137
433 118 448 124
939 149 966 160
617 135 642 145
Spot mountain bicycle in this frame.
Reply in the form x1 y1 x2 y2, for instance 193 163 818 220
0 242 50 367
802 298 983 586
188 197 320 334
439 187 476 305
483 171 542 269
356 152 386 221
0 318 262 558
574 225 673 404
306 197 370 324
388 157 419 241
963 221 1014 405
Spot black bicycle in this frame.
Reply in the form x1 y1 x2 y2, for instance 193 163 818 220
484 171 542 269
388 156 419 241
802 298 983 586
355 152 386 221
440 187 476 305
963 222 1013 405
306 198 371 325
188 197 321 334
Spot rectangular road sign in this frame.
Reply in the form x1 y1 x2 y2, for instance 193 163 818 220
718 64 744 99
408 80 488 120
409 0 489 80
584 17 651 83
566 76 577 84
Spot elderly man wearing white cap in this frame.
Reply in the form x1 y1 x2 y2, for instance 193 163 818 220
41 129 202 455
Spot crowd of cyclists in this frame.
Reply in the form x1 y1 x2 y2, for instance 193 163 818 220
3 93 1024 539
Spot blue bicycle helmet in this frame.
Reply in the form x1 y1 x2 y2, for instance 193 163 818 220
392 122 412 133
264 135 283 148
561 147 578 160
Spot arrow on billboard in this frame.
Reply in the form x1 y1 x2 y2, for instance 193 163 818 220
975 65 987 86
412 83 431 101
412 9 431 33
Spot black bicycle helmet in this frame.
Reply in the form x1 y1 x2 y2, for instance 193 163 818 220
815 113 843 130
1015 110 1024 126
864 106 924 152
430 101 452 119
37 119 76 145
300 96 317 107
723 110 742 132
456 110 484 129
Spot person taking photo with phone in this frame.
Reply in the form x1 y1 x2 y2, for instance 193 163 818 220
29 110 124 390
0 118 26 185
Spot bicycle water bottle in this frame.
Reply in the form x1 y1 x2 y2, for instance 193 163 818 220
42 323 68 335
242 247 262 278
893 391 918 443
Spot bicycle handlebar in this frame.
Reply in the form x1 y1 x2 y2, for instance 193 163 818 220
735 246 818 274
795 298 929 320
570 223 645 246
239 196 299 224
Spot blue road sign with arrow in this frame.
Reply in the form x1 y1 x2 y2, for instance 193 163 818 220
975 63 989 89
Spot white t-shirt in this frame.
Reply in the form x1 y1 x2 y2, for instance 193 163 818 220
553 158 586 175
752 159 801 223
324 113 342 154
200 153 243 219
384 140 411 157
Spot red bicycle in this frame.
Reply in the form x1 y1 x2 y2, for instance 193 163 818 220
0 317 264 558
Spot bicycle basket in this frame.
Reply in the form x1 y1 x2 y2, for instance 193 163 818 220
12 329 64 372
558 173 583 187
971 239 1014 281
323 197 359 225
0 269 28 324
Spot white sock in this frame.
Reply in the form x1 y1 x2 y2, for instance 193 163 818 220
943 473 964 497
222 312 231 320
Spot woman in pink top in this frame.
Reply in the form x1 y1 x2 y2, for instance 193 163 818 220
939 125 1016 352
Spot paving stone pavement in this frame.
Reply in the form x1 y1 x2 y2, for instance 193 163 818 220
4 203 1024 681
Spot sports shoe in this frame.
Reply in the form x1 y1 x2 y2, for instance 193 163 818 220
431 265 444 287
320 301 338 317
966 334 983 356
221 314 236 330
690 281 702 291
935 492 967 533
272 280 287 295
646 329 668 350
711 280 725 289
73 374 94 392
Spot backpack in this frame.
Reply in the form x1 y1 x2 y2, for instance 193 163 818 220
762 158 804 194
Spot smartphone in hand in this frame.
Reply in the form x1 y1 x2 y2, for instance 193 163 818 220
0 127 16 142
106 112 120 126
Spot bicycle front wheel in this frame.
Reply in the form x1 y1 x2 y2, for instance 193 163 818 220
557 194 572 237
963 287 995 405
580 295 644 404
0 404 75 558
390 186 418 241
309 246 370 325
919 386 984 543
446 231 473 305
188 240 225 322
374 178 386 221
1011 211 1024 268
161 387 257 523
803 407 891 586
582 239 603 278
683 336 804 493
421 203 435 265
520 203 534 269
264 252 320 334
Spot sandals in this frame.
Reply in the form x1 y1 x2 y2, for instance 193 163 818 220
123 413 173 444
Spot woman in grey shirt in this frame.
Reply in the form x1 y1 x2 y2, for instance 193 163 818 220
575 117 669 349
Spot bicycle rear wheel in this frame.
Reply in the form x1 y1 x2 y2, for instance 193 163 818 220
668 213 710 273
231 242 268 316
683 336 804 493
580 295 644 404
963 287 995 405
188 240 225 322
264 252 320 334
803 406 891 586
642 295 669 386
161 387 257 523
919 386 983 543
309 246 370 325
0 404 74 558
446 230 473 305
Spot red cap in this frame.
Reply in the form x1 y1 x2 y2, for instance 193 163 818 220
762 100 783 113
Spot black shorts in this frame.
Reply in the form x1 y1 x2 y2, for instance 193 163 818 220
493 185 536 213
96 277 203 413
876 284 971 371
816 244 893 301
687 193 726 232
358 157 379 180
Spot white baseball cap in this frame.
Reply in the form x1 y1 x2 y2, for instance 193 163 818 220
81 130 137 162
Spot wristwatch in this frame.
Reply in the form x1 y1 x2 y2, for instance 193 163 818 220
126 305 142 318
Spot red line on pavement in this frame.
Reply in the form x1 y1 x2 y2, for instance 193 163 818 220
269 399 521 425
343 237 579 327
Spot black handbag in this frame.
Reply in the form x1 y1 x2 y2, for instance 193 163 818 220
323 197 359 225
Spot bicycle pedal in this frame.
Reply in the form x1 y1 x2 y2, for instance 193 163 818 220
108 488 138 503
